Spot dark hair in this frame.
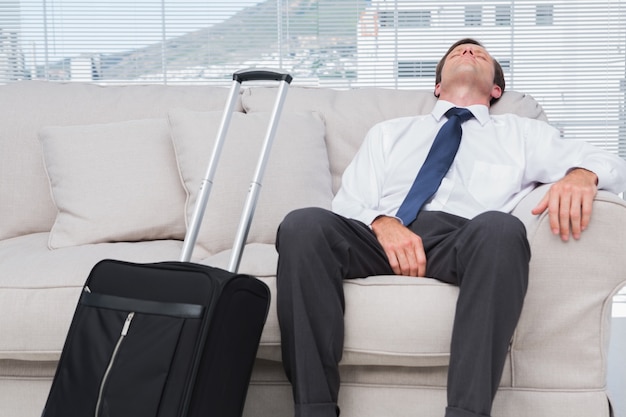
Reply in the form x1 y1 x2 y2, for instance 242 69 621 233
435 38 505 104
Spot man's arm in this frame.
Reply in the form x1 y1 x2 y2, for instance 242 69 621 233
371 215 427 277
531 168 598 241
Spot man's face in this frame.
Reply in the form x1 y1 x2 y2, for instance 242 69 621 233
435 43 501 100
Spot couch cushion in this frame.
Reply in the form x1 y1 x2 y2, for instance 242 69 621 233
0 233 199 361
201 243 278 278
205 244 459 368
235 270 460 367
39 119 187 249
2 233 459 367
168 109 333 254
205 244 460 367
342 276 458 366
0 81 238 241
242 87 548 193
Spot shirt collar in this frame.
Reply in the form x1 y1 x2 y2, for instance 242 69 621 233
432 100 491 126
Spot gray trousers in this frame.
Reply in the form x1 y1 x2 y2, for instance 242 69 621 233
276 208 530 417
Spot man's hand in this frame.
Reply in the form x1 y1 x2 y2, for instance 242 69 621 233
371 216 427 277
531 168 598 241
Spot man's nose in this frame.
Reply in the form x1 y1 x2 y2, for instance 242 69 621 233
462 46 475 55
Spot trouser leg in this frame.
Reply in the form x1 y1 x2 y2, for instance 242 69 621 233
277 208 530 417
275 207 393 417
411 211 530 417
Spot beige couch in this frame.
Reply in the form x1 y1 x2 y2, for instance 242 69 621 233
1 81 624 417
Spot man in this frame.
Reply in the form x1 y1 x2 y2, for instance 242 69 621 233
275 38 626 417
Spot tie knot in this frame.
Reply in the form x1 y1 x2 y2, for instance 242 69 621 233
445 107 474 123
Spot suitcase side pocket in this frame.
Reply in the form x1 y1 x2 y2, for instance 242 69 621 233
97 310 188 417
81 290 205 417
45 288 205 417
42 300 127 417
95 312 136 417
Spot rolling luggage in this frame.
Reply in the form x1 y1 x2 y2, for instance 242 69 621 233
41 69 293 417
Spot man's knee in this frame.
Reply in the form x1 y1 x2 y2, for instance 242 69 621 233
460 211 530 292
280 207 332 231
470 211 527 243
462 211 531 271
276 207 337 251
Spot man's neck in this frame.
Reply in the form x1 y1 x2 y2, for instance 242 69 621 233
438 85 492 108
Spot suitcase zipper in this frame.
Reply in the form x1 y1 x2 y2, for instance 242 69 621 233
95 312 135 417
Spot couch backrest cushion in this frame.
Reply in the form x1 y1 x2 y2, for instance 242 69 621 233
0 81 239 241
242 87 548 193
168 108 333 254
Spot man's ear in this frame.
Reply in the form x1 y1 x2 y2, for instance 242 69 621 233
434 83 441 98
491 84 502 100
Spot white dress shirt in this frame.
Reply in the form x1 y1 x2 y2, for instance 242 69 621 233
332 100 626 226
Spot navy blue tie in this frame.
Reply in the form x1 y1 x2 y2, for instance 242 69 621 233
395 107 474 225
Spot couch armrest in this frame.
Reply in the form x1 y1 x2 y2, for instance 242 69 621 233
510 185 626 389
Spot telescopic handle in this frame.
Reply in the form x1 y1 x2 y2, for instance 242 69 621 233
179 69 292 267
233 69 293 84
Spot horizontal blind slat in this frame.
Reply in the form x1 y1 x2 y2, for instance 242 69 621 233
1 0 625 157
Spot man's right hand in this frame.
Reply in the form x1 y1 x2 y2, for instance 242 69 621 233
370 216 427 277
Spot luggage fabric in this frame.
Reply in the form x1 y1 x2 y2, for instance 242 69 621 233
41 69 292 417
42 260 269 417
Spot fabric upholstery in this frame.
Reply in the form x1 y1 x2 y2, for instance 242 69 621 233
39 119 187 249
168 109 333 254
510 187 626 389
0 233 199 361
0 81 237 241
0 82 622 417
242 88 548 193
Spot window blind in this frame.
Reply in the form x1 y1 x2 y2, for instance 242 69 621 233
1 0 625 156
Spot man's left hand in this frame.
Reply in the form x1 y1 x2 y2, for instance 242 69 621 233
532 168 598 241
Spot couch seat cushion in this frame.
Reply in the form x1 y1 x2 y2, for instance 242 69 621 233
203 245 460 367
206 243 461 368
0 233 197 361
3 233 460 367
253 274 460 367
342 275 459 366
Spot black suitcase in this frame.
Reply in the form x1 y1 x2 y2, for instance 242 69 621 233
41 69 292 417
42 260 269 417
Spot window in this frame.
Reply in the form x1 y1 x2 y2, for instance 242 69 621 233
397 60 437 78
498 59 511 72
379 10 395 28
398 10 431 28
0 0 23 81
536 4 554 25
465 5 483 26
495 4 512 26
379 9 431 29
2 1 626 160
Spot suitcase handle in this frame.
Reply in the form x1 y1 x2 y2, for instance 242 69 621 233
233 69 293 84
180 69 291 270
